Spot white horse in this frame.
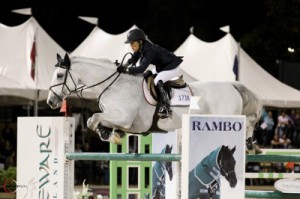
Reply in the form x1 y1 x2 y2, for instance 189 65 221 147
47 53 263 153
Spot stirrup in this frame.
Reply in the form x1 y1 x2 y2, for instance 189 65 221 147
158 106 172 118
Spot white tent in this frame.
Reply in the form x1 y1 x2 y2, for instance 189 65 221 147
176 33 300 108
239 49 300 107
0 17 66 105
175 34 237 82
71 25 136 63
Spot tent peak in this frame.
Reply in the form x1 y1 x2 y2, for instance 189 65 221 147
189 26 194 34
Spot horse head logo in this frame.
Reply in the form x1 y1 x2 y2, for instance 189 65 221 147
219 145 237 188
189 145 237 198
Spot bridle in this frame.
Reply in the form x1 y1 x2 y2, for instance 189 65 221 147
218 155 235 178
49 53 133 104
49 64 120 105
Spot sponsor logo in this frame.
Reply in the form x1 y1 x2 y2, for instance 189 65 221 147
1 179 27 193
192 121 243 131
275 179 300 193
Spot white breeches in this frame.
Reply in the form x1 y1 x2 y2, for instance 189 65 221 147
152 67 181 85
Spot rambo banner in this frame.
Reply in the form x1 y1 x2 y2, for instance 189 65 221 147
182 114 246 199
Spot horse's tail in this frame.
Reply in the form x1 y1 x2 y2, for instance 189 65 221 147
232 82 264 123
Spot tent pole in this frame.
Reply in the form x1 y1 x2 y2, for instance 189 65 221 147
237 42 241 81
34 89 39 116
34 27 38 116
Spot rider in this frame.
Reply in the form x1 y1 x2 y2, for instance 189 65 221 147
117 28 183 118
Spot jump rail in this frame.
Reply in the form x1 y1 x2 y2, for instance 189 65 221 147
245 172 300 179
245 190 299 199
66 152 181 161
66 152 300 162
246 154 300 162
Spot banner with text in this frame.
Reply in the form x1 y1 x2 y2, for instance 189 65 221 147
182 114 245 199
17 117 75 199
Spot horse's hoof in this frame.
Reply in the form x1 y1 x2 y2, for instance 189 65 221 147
253 143 263 154
110 132 122 145
96 130 122 145
246 149 255 155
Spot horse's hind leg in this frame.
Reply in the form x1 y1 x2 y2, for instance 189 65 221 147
246 114 262 154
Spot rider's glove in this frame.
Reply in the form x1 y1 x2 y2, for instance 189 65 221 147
117 65 127 73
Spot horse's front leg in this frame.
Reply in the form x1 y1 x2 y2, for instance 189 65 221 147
87 111 133 144
87 118 124 144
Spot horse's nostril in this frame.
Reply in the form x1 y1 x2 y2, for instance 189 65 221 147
48 100 53 105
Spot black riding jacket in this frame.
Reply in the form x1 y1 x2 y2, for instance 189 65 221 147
127 40 183 74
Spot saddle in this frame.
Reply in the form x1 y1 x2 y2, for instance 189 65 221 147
143 75 192 106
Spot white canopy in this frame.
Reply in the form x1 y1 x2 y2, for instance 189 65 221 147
2 18 299 108
176 33 300 108
239 49 300 107
175 34 237 82
0 17 66 105
71 25 136 63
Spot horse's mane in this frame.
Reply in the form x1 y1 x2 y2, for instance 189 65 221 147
70 56 115 68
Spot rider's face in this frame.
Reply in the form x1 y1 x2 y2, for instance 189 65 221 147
130 41 140 52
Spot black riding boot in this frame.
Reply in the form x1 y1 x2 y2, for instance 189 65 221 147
157 80 172 118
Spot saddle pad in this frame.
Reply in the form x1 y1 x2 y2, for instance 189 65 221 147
142 80 192 106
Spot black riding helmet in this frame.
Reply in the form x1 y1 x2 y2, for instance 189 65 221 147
125 28 146 43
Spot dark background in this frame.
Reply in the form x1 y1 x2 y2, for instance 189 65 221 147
0 0 264 51
1 0 300 80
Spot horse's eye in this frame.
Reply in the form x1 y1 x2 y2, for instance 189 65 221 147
57 73 64 79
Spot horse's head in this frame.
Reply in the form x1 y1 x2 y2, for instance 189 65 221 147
47 53 74 109
164 144 173 181
218 145 237 188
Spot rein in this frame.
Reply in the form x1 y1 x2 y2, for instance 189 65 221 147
78 71 120 103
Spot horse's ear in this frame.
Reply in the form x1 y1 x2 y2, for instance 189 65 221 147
231 146 236 154
55 53 62 67
63 53 71 69
57 53 62 61
166 144 172 150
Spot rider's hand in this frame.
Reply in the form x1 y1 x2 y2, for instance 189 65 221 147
117 65 126 73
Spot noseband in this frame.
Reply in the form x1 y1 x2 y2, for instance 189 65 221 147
49 67 80 102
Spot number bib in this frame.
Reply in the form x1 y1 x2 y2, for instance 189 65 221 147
170 86 192 106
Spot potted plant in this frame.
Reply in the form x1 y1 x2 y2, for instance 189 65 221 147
0 167 16 198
